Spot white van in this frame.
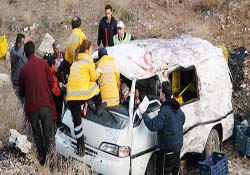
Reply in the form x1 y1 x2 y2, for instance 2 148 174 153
55 36 234 175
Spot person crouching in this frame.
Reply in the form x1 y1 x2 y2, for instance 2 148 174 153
66 39 105 156
96 47 121 108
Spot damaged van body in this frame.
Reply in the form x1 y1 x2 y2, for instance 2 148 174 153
55 36 234 175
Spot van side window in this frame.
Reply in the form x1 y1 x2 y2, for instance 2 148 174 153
136 75 161 101
169 66 199 105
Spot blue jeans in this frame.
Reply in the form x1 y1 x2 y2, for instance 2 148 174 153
13 84 25 105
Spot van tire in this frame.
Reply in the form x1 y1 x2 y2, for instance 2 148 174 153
204 129 221 158
144 153 156 175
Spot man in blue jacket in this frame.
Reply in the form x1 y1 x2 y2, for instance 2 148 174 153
140 80 185 175
10 33 28 103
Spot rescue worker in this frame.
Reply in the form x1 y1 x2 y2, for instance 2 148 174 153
46 55 66 128
96 47 120 107
113 21 134 45
66 39 104 155
65 16 86 64
139 80 185 175
97 4 117 47
10 33 28 103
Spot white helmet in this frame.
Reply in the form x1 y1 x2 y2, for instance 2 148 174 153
117 21 125 28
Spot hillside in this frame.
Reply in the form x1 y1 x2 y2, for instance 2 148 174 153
1 0 250 48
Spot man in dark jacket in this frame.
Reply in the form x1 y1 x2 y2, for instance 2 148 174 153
140 81 185 175
97 4 117 47
19 41 55 165
10 33 28 103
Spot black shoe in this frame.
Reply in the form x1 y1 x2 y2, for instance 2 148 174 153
96 102 107 116
38 153 46 166
76 144 85 157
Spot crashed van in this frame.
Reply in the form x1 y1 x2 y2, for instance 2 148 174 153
55 36 234 175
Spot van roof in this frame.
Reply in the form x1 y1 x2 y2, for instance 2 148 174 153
93 35 225 80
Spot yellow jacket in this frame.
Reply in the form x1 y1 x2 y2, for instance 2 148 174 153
96 55 121 107
66 53 100 101
65 28 86 64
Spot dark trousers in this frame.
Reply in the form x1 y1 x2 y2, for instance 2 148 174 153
67 100 85 148
156 150 181 175
53 95 63 127
67 94 102 147
30 107 55 160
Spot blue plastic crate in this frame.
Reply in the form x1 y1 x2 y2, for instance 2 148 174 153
236 125 250 156
198 152 228 175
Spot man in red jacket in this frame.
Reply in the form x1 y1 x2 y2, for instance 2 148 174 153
19 41 55 165
46 54 66 128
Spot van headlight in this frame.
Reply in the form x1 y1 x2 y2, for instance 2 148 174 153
99 143 130 158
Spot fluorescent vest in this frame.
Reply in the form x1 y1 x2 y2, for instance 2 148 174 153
113 33 131 45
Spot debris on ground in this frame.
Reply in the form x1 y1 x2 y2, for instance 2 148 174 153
9 129 32 154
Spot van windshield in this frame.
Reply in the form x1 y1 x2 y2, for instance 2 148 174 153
85 104 129 130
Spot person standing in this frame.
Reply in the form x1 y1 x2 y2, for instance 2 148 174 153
46 55 66 128
96 47 120 107
10 33 28 103
66 39 104 156
113 21 134 45
140 80 185 175
97 4 117 47
19 41 55 165
65 16 86 64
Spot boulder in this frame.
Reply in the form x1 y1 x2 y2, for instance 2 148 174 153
37 33 55 56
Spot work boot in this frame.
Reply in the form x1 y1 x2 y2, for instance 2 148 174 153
76 144 85 157
96 102 107 116
38 152 46 166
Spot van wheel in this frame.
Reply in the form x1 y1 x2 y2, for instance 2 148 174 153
144 154 156 175
204 129 221 158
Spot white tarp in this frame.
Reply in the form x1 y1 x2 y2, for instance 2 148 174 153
101 35 233 153
103 35 233 119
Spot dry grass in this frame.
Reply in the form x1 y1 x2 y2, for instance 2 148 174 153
0 60 25 137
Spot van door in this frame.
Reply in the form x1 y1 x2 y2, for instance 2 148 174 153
129 76 162 175
130 100 160 175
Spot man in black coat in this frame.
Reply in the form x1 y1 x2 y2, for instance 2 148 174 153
140 80 185 175
97 4 117 47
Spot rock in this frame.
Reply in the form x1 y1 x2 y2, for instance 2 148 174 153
240 84 246 88
37 33 55 55
0 73 11 87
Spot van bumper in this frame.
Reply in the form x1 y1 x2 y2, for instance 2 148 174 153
56 129 130 175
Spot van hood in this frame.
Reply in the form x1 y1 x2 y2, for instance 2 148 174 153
62 109 130 149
